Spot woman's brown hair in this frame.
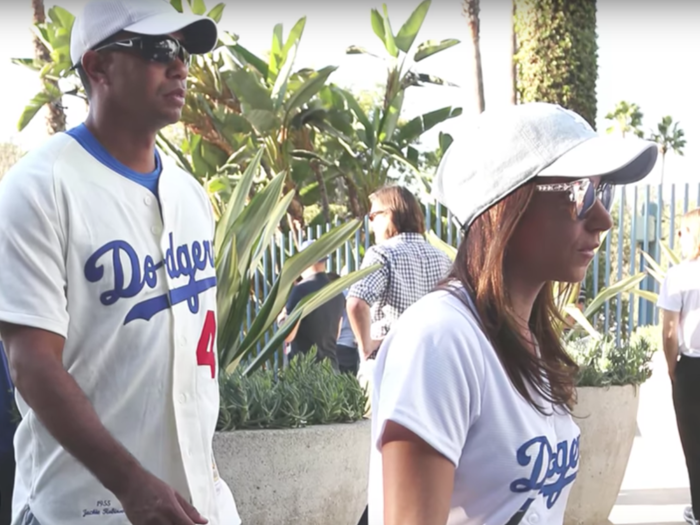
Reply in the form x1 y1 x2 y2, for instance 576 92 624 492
443 183 578 413
370 186 425 238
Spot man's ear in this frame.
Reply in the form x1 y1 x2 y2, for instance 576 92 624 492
81 51 111 91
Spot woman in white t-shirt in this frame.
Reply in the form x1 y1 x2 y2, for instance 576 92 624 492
367 103 658 525
658 208 700 525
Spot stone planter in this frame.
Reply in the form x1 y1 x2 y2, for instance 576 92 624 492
564 385 641 525
213 420 371 525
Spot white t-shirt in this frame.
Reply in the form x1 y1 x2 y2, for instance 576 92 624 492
658 259 700 357
0 132 239 525
369 287 580 525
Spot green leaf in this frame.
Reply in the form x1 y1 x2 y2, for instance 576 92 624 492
584 273 646 318
170 0 184 13
630 289 659 304
17 84 63 132
381 5 399 57
228 44 269 79
48 6 75 30
190 0 207 15
394 0 431 53
378 89 404 143
207 3 226 23
370 9 386 46
214 148 265 257
243 263 382 376
282 18 307 58
269 23 285 80
640 250 665 279
156 132 193 173
398 106 462 144
426 230 456 260
283 66 337 117
660 241 681 266
11 58 39 71
226 69 273 111
414 38 460 62
564 304 602 340
245 109 280 134
337 88 375 150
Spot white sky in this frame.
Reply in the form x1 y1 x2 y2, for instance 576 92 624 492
0 0 698 184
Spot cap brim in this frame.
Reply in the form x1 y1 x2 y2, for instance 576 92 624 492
537 136 659 185
124 12 218 54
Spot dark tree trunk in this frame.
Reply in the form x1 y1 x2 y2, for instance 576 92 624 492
462 0 485 113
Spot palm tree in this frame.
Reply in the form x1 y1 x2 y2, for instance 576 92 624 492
604 101 644 138
649 116 686 184
462 0 485 112
31 0 66 134
509 1 517 104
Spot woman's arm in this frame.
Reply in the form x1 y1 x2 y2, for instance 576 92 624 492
661 309 680 381
382 420 455 525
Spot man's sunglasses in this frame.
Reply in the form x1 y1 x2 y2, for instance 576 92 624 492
535 178 615 220
90 35 191 67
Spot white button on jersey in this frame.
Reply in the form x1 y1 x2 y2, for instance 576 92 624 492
144 195 153 206
528 512 540 524
151 225 162 235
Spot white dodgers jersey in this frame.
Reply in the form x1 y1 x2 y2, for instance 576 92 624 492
0 132 240 525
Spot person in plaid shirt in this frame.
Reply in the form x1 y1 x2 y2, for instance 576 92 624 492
347 185 452 361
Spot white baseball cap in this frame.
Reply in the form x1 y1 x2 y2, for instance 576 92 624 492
70 0 219 67
433 102 659 228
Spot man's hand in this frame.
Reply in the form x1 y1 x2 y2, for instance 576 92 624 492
668 358 677 383
119 469 207 525
359 339 382 360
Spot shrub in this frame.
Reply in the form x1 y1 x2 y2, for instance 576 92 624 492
568 332 655 388
217 349 368 431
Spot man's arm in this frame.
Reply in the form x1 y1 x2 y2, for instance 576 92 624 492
661 309 680 381
1 323 206 524
2 323 142 494
347 298 380 360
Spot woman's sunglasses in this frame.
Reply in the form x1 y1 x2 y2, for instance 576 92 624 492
535 178 615 220
92 35 191 67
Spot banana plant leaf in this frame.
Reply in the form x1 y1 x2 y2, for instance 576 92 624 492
242 262 381 375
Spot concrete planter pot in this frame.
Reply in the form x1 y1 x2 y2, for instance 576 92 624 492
564 385 641 525
213 420 371 525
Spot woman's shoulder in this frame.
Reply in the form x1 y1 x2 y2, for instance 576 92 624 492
390 283 487 349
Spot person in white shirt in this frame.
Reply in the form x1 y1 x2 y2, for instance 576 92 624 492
0 1 239 524
658 208 700 525
368 102 658 525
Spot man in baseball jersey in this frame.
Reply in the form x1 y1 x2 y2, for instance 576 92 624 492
0 1 240 524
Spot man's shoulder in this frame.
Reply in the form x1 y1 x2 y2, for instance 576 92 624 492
1 133 75 189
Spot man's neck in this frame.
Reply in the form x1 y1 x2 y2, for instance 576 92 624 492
84 113 158 174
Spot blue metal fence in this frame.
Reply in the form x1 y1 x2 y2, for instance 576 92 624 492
246 182 700 356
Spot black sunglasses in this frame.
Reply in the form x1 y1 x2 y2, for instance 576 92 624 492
535 178 615 220
90 35 191 67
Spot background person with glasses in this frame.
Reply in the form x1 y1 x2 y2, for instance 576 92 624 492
365 103 658 525
0 1 240 524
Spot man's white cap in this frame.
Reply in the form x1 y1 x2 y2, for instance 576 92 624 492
70 0 219 67
433 102 659 229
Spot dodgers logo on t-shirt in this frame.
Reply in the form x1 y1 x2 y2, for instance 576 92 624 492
509 434 580 510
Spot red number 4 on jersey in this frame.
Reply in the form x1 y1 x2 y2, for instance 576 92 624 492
196 310 216 378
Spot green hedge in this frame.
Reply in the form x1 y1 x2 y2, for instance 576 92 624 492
217 349 368 431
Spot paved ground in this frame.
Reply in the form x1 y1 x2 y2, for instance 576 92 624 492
608 351 689 525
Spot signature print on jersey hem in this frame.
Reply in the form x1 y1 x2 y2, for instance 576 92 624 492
84 233 216 324
510 434 580 509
